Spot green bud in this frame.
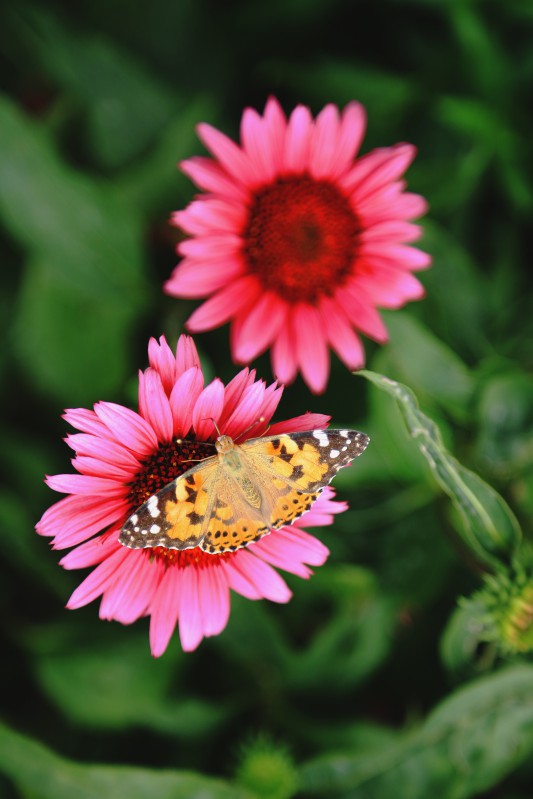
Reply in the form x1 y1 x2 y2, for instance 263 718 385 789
235 735 298 799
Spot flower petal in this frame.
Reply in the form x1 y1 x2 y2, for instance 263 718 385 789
192 378 225 439
184 275 262 332
294 304 331 394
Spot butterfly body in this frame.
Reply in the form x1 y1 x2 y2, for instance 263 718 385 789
120 429 369 555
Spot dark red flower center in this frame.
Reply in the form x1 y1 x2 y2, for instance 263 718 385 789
243 175 360 304
127 437 230 567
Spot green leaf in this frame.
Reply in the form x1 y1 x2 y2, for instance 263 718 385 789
300 665 533 798
13 257 142 404
439 600 495 678
359 370 522 567
15 6 177 169
33 634 226 736
381 312 475 422
0 720 251 799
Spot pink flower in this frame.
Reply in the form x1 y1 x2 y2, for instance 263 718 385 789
36 335 348 655
165 97 430 394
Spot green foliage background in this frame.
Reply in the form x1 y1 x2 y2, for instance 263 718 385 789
0 0 532 797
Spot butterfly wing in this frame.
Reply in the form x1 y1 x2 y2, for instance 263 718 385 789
200 429 370 553
242 429 370 492
119 456 221 550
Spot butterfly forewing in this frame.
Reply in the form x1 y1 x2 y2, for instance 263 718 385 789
242 429 370 492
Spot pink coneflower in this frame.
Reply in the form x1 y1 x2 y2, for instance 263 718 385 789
165 97 430 394
36 335 348 655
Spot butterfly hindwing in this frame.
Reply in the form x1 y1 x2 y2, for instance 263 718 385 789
119 458 219 550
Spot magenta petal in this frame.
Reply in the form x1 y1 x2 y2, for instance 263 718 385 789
181 156 249 203
192 379 225 439
178 567 204 651
45 473 124 496
222 381 266 440
268 412 331 435
220 368 256 423
294 304 330 394
240 106 278 185
94 402 158 457
148 336 177 393
100 551 161 625
337 284 389 343
72 456 137 481
230 550 292 602
167 256 244 299
169 367 205 437
197 122 257 185
271 321 298 386
309 103 340 179
232 293 288 363
138 368 174 443
59 533 121 569
174 198 245 235
284 104 313 172
67 547 130 609
63 408 109 437
267 526 329 567
149 567 182 657
197 564 231 637
184 275 262 333
175 335 201 375
319 296 365 370
65 434 141 469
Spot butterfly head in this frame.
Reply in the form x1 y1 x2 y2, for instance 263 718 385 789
215 435 236 455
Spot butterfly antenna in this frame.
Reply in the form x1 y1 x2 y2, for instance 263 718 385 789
237 416 267 441
200 417 222 437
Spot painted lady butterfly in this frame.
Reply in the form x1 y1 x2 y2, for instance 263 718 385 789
119 429 369 555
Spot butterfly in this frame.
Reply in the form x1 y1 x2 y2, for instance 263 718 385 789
119 429 369 555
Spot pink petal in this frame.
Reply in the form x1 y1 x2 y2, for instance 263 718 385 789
354 265 425 308
271 321 298 386
219 368 257 423
283 104 313 173
45 473 124 496
334 102 367 177
173 198 246 235
231 293 288 363
267 412 331 435
197 564 230 637
100 551 160 624
63 408 109 437
148 336 178 393
110 556 163 625
175 334 201 375
181 156 249 203
268 526 330 567
169 366 205 437
178 567 204 651
59 533 121 569
336 283 389 343
319 296 365 370
309 103 341 179
197 122 258 185
138 368 174 443
222 381 267 440
178 233 241 259
149 567 182 657
360 220 422 244
94 402 158 457
192 378 225 439
65 434 141 470
240 97 288 183
184 275 262 332
222 558 264 600
352 144 416 203
294 304 331 394
372 245 431 271
67 547 130 609
167 256 244 299
229 550 292 602
251 535 313 579
71 456 137 481
37 494 129 549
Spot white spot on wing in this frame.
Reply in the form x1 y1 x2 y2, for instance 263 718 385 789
150 524 160 534
147 496 160 517
313 430 330 447
330 449 340 458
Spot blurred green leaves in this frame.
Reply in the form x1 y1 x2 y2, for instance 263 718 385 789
0 720 251 799
300 666 533 798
